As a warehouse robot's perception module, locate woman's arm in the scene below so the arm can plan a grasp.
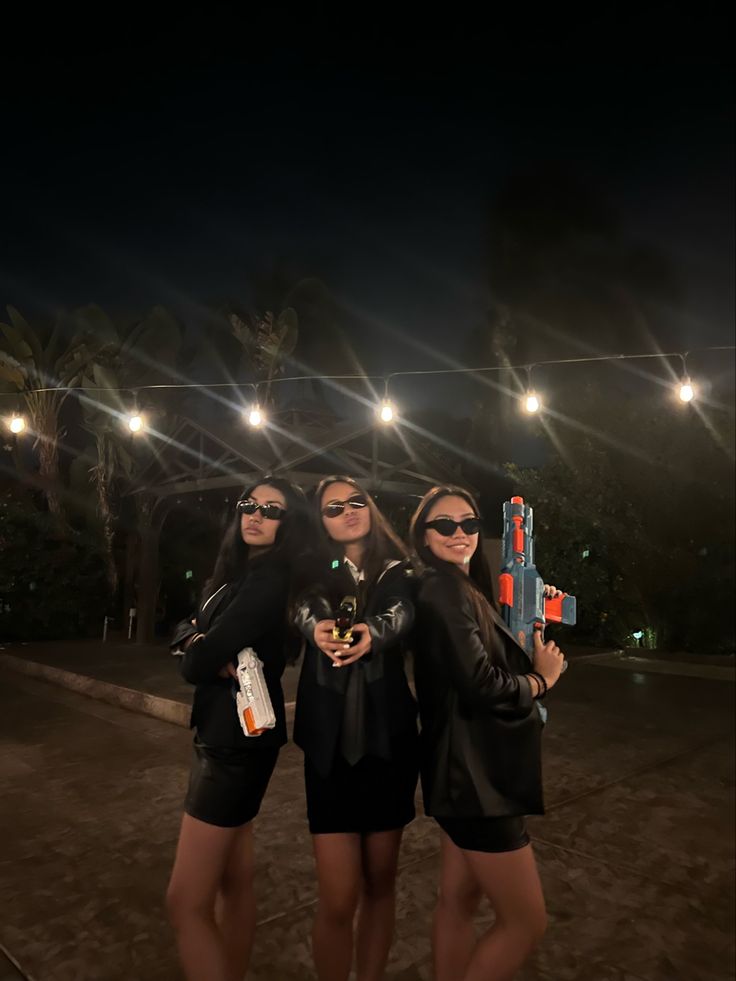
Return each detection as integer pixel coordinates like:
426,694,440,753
420,577,535,718
293,592,333,645
180,568,288,684
363,567,416,655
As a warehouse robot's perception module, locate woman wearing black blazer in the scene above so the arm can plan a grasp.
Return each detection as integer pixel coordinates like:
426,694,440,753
293,476,418,981
409,485,566,981
166,477,313,981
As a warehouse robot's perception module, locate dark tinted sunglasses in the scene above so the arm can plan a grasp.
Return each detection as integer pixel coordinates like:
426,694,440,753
236,499,286,520
321,494,368,518
425,517,481,537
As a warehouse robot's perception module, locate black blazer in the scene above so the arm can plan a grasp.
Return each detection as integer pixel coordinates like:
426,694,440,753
176,555,290,751
413,569,544,818
293,559,418,777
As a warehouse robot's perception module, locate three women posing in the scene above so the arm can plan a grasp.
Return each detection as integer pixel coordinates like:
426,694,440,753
167,475,565,981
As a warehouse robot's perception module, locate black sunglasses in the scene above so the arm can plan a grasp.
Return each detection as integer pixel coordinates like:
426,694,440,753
236,499,286,520
425,517,481,537
321,494,368,518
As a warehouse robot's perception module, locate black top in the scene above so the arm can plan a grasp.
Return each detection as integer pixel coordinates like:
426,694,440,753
293,558,418,777
413,570,544,818
177,555,290,751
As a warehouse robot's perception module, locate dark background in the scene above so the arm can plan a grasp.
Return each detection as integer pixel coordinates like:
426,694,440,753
1,9,733,371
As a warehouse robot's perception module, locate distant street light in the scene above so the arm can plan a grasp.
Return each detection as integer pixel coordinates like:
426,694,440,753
127,413,144,433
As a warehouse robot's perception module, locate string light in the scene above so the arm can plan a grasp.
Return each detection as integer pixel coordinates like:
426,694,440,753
8,412,26,434
1,348,732,422
378,399,395,423
247,404,264,427
523,391,541,414
522,367,541,414
678,377,695,403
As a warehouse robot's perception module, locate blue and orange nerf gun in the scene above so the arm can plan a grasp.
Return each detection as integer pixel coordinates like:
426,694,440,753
499,496,576,659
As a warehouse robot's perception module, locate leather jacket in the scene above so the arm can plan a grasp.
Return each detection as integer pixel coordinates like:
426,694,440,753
174,555,290,751
413,569,544,818
293,558,418,776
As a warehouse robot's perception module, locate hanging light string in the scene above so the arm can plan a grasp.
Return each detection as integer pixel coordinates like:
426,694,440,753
2,345,734,431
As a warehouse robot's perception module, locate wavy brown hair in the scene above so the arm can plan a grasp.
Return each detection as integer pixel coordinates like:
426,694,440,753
409,485,497,651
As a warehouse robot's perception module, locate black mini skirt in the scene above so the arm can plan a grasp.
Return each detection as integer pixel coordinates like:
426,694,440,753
436,815,530,853
304,746,419,835
184,739,279,828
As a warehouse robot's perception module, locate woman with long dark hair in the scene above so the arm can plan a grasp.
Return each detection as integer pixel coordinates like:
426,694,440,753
409,485,566,981
166,476,314,981
293,475,418,981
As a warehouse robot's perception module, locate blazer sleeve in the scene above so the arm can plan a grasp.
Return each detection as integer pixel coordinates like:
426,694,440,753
293,591,332,645
419,576,535,718
180,567,288,684
364,566,415,656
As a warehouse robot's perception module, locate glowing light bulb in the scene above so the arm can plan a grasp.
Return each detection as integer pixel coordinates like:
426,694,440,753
248,405,263,427
524,392,540,414
127,414,144,433
9,414,26,434
678,379,694,403
378,400,395,423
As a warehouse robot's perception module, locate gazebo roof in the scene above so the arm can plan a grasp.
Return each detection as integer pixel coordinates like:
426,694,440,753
128,404,470,499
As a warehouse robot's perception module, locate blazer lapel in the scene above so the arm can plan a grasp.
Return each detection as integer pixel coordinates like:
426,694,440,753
198,583,231,631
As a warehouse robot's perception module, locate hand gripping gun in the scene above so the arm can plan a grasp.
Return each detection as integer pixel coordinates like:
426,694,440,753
499,496,576,659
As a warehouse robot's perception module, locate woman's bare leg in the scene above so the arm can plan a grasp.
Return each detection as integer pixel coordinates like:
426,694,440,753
432,831,483,981
462,843,547,981
216,822,257,980
166,813,241,981
311,833,362,981
355,829,403,981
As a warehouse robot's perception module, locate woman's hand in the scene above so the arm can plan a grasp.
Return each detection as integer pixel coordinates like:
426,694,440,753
314,619,352,664
313,619,373,667
217,662,238,680
532,629,566,690
330,623,372,667
543,583,563,598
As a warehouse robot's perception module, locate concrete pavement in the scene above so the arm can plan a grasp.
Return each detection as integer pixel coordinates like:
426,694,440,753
0,645,733,980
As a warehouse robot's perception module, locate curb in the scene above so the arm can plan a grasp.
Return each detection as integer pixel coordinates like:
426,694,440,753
0,943,35,981
0,653,298,729
0,653,190,728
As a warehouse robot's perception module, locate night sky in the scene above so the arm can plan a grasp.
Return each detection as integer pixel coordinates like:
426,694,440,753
1,12,733,381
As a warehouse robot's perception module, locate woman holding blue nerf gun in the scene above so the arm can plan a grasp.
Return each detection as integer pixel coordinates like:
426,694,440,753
410,485,566,981
166,476,314,981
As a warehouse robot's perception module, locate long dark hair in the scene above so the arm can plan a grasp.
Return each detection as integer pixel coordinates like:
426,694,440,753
409,485,497,650
203,475,316,602
312,475,408,597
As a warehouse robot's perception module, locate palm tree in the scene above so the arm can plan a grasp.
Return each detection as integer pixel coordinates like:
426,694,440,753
0,305,111,520
228,306,299,406
79,305,183,598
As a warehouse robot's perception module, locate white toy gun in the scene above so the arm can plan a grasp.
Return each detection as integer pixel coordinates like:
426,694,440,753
235,647,276,737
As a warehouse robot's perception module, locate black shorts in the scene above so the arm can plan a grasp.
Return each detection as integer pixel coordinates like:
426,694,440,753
436,815,530,853
184,739,279,828
305,749,418,836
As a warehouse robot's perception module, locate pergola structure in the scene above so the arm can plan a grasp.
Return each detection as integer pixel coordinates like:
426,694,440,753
126,401,470,641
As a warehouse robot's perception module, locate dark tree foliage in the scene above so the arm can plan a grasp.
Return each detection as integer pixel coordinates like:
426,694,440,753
0,485,108,640
506,394,735,653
